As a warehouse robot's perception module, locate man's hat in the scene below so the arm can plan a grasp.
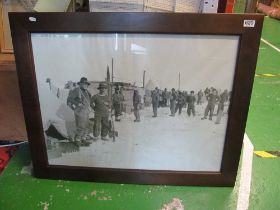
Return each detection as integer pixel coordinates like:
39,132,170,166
78,77,90,85
115,85,120,90
97,83,107,90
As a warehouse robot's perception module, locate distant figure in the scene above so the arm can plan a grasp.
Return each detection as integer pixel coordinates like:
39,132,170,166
151,87,160,117
112,86,122,122
91,83,110,140
201,89,219,120
215,90,229,124
175,91,185,115
119,87,125,113
216,89,229,115
170,88,177,117
67,77,92,142
162,88,168,107
204,87,210,97
187,91,196,117
197,90,203,105
182,91,188,108
144,94,148,107
133,90,141,122
65,80,77,91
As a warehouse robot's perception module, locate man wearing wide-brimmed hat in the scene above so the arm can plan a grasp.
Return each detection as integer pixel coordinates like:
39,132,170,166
91,83,110,140
67,77,92,142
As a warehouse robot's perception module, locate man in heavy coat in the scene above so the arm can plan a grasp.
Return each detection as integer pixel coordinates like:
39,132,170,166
175,91,185,115
197,90,203,105
216,89,229,115
187,91,196,116
112,86,123,122
201,89,219,120
133,89,141,122
162,88,168,107
67,77,92,142
151,87,160,117
170,88,177,116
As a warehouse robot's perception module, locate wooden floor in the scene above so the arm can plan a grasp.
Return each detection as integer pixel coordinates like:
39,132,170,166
0,49,27,140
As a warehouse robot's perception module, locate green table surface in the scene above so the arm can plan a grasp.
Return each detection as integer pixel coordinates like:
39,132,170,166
0,144,239,210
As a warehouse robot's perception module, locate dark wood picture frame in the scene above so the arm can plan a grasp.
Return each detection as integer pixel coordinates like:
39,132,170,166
9,12,263,186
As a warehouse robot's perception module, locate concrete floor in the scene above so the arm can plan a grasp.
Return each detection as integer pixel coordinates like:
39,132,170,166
0,7,280,210
245,17,280,210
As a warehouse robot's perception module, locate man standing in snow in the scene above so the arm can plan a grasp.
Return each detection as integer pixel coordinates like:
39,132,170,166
175,91,185,115
67,77,92,142
151,87,160,117
201,89,219,120
187,91,196,117
112,86,122,122
162,88,168,107
197,90,203,105
170,88,177,117
91,83,110,140
216,89,229,115
133,89,141,122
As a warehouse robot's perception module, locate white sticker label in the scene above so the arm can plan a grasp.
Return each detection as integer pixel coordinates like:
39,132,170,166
243,20,255,27
29,17,36,22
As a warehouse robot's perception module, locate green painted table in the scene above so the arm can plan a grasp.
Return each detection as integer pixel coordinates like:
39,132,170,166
0,144,239,210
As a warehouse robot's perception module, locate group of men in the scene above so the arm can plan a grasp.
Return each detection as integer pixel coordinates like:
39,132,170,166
66,77,230,142
201,88,229,121
137,86,229,122
67,77,123,142
145,87,200,119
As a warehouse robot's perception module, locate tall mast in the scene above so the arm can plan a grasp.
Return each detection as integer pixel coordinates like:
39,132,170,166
106,65,110,83
143,70,146,88
178,72,181,90
111,58,114,85
111,58,116,141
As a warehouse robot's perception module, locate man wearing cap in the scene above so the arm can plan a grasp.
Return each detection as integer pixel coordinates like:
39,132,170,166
187,91,196,117
151,87,160,117
112,86,122,122
175,91,185,115
91,83,110,140
67,77,92,142
201,89,219,120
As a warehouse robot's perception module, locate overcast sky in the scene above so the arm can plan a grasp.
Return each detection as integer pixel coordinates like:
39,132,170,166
31,33,239,91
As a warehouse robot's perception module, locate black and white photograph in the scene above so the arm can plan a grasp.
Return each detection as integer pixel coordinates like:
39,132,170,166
31,33,239,172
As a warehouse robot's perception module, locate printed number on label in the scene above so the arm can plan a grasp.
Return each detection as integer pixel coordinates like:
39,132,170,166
243,20,255,28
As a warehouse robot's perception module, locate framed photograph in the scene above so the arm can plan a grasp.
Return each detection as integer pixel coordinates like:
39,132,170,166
9,12,263,186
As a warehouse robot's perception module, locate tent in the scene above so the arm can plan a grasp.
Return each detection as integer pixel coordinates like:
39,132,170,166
145,79,156,91
37,82,75,140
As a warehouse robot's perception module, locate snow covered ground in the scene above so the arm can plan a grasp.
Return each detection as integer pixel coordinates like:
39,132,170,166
48,103,229,172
